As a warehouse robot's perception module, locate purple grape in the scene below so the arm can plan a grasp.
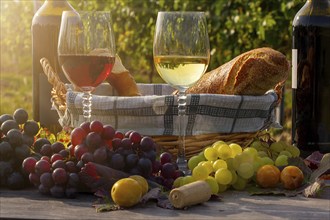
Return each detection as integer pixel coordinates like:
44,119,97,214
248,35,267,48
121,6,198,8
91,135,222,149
67,172,79,187
66,161,78,173
52,168,68,185
79,121,91,134
102,125,115,140
14,144,31,161
173,170,185,179
59,149,69,159
1,120,19,135
0,114,13,127
90,120,104,133
161,163,176,179
74,143,88,161
76,160,84,170
7,129,23,146
140,136,154,152
110,153,125,170
142,150,156,162
51,142,65,153
163,178,174,190
152,160,162,174
50,153,63,164
129,131,142,144
0,142,13,161
38,184,50,195
125,153,139,169
119,138,133,150
22,133,34,146
40,172,54,188
29,172,40,186
50,185,65,198
122,149,135,157
93,146,107,164
114,131,124,139
137,157,152,178
160,152,172,165
23,120,39,137
111,138,122,151
81,152,94,164
33,138,51,153
125,130,134,138
85,132,102,151
13,108,28,125
52,160,66,170
40,144,53,157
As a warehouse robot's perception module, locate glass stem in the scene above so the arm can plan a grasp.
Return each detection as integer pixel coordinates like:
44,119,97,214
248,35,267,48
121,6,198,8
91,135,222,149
82,90,92,122
177,90,187,172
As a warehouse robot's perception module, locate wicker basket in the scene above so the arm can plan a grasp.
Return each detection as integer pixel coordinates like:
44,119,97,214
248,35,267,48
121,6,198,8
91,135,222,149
40,58,278,158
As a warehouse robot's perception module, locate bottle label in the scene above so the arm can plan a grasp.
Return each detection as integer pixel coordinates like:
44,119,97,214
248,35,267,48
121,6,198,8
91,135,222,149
292,49,297,89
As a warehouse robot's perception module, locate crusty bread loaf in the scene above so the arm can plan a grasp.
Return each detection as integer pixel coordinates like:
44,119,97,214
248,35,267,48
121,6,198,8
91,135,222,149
186,47,289,96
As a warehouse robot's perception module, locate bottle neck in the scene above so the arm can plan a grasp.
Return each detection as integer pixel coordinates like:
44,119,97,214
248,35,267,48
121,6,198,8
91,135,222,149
35,0,74,16
308,0,330,8
32,0,75,25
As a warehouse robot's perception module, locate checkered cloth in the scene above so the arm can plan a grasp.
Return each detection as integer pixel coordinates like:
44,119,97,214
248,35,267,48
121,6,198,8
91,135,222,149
59,83,279,136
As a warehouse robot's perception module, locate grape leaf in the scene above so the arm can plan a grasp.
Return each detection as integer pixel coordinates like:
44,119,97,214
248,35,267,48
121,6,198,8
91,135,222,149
247,183,306,197
309,160,330,183
94,203,122,212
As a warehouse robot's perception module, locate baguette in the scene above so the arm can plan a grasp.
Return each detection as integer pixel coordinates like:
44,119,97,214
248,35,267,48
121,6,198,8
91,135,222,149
186,47,289,96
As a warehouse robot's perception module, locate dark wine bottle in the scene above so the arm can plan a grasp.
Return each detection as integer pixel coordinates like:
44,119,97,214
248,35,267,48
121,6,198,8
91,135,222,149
292,0,330,155
31,0,75,132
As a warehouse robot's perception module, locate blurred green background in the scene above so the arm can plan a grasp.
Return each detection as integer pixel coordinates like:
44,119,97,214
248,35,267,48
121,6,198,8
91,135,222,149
1,0,304,138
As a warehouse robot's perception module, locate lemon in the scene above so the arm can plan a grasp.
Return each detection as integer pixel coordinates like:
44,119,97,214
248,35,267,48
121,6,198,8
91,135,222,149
129,175,149,195
111,178,142,207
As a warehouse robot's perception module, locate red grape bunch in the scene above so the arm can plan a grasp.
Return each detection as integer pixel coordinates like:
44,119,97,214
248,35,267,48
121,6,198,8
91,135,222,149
22,152,80,198
23,133,81,198
70,120,183,190
70,120,158,177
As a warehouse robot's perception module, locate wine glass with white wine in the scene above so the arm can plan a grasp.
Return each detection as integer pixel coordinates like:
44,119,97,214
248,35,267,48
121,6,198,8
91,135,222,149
153,12,210,172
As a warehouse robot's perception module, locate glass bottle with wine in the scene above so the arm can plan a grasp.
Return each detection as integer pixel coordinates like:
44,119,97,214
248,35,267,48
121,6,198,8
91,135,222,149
32,0,76,132
153,12,210,172
58,11,116,121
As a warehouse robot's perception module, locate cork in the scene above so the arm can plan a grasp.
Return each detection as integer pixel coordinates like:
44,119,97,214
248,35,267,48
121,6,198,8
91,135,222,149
169,180,212,209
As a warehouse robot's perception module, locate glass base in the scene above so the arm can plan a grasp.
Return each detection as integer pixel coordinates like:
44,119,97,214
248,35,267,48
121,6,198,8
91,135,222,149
176,157,190,175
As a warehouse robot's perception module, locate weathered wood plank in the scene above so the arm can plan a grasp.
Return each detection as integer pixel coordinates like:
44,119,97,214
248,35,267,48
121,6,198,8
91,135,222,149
0,187,329,220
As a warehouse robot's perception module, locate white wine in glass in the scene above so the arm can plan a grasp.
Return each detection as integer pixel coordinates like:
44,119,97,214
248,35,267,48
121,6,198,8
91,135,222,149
153,12,210,172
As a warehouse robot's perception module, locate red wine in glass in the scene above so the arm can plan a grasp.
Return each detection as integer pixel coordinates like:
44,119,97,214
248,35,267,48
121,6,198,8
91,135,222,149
59,55,115,88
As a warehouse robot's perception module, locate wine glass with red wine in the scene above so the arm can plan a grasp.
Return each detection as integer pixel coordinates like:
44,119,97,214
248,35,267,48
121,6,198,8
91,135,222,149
58,11,116,121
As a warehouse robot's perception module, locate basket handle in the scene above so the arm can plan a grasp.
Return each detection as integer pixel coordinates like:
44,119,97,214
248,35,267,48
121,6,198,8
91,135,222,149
40,58,67,113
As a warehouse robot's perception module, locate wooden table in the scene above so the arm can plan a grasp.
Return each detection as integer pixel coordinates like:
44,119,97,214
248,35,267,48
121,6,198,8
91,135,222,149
0,187,329,220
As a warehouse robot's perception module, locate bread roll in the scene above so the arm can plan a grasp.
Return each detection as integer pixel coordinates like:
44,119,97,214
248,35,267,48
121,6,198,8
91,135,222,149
89,49,140,96
106,55,141,96
186,47,289,96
